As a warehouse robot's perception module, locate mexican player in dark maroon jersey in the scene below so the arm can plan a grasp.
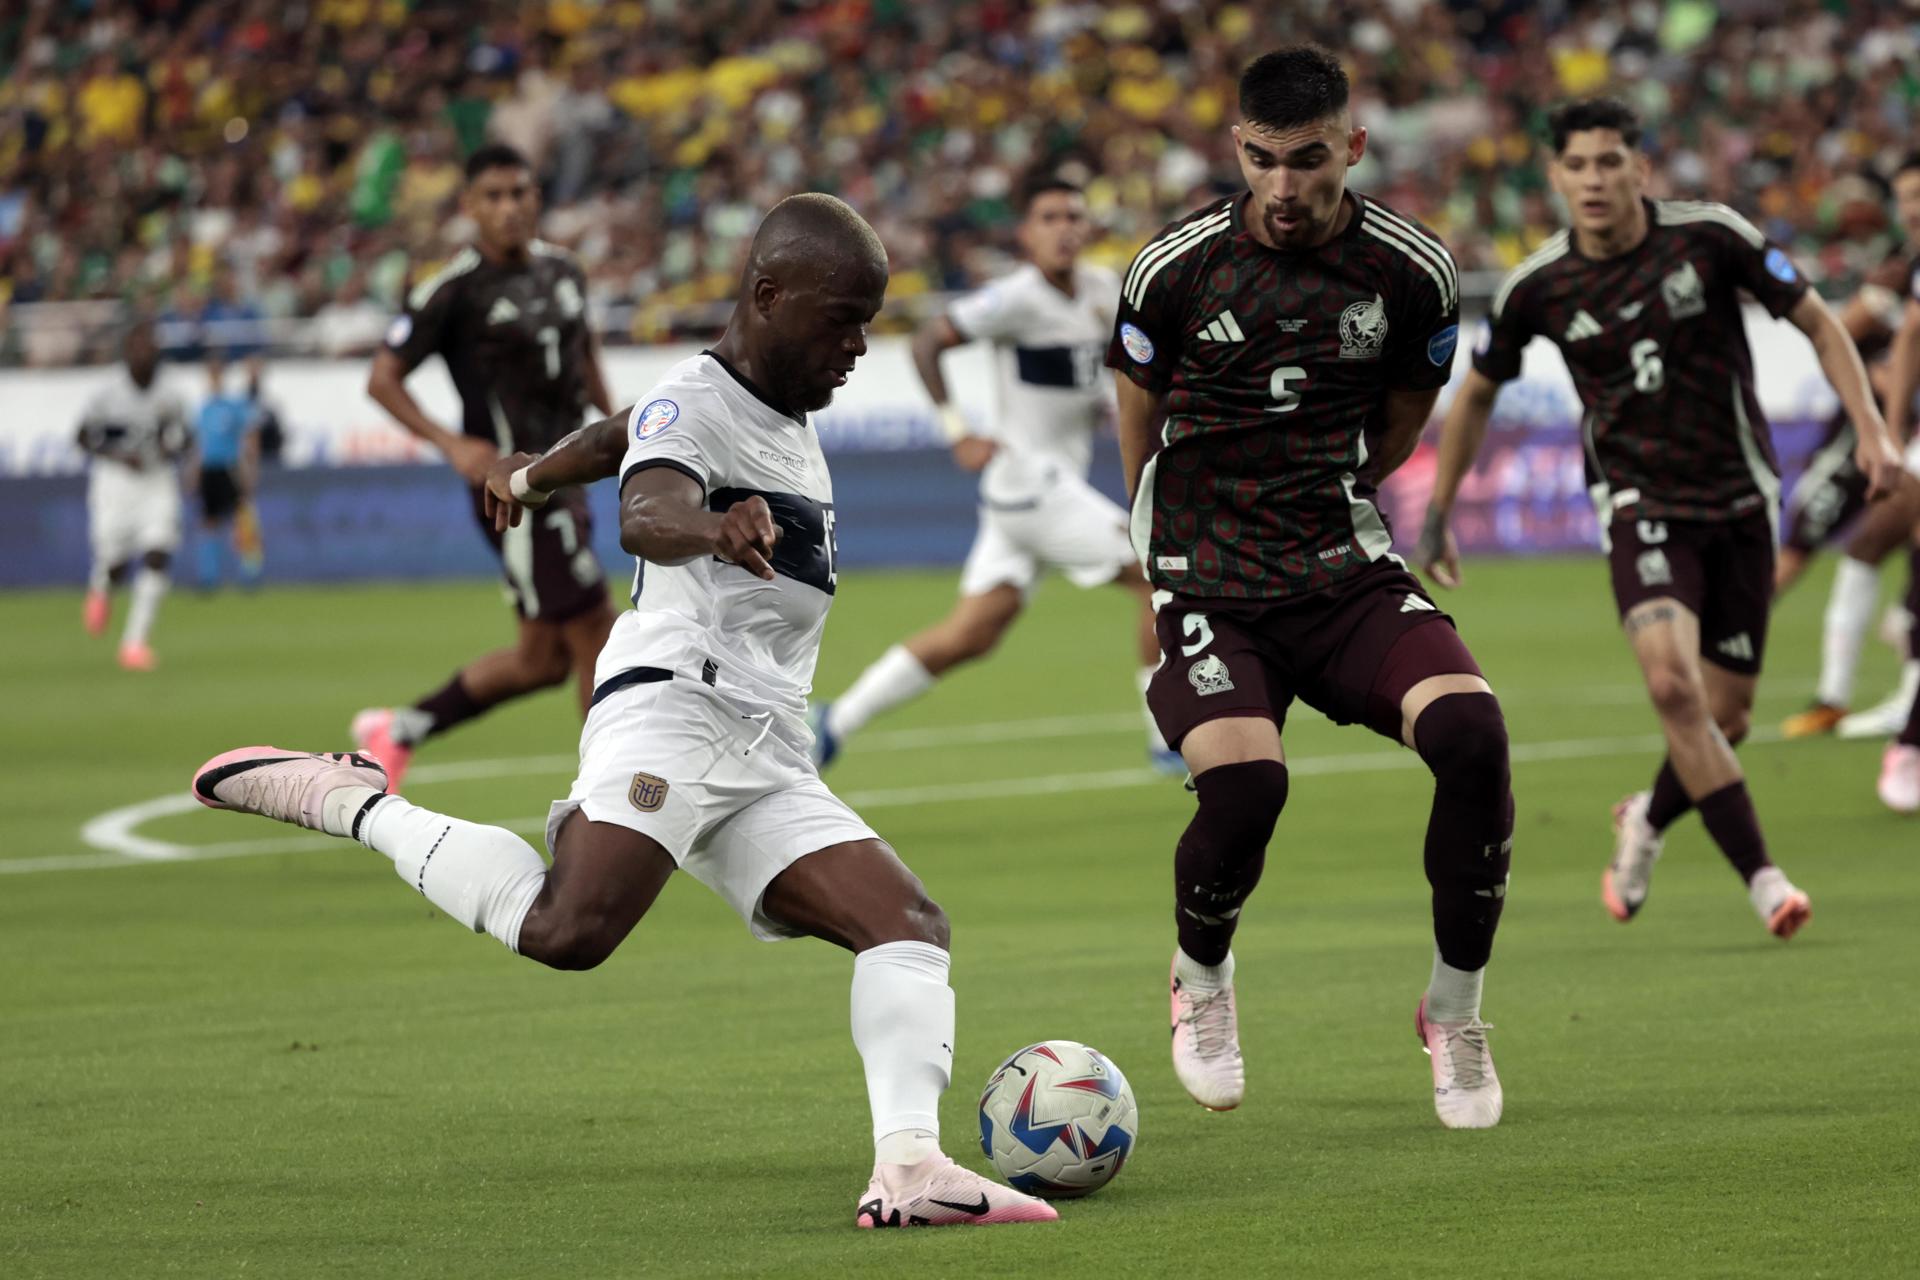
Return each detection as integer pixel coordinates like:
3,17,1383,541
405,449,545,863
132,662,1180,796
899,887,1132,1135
1109,46,1511,1130
1420,100,1901,941
356,144,619,789
1870,154,1920,812
1780,156,1920,744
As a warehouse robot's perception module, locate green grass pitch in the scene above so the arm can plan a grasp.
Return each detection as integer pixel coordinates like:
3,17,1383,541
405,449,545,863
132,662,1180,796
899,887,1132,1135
2,557,1915,1278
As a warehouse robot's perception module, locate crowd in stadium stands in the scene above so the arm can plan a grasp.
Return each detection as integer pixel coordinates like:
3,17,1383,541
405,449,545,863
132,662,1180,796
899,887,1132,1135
2,0,1917,361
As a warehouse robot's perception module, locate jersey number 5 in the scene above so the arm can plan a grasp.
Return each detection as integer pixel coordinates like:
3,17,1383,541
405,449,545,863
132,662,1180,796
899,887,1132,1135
1267,366,1307,414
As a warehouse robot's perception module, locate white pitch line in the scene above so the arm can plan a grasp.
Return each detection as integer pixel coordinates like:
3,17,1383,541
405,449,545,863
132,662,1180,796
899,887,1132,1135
19,722,1796,878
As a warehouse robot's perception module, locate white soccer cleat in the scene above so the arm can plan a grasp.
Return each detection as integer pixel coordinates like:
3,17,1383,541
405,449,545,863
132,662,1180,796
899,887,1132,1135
855,1153,1057,1228
1170,952,1245,1111
191,746,387,834
1836,663,1920,740
1747,866,1812,940
1416,997,1502,1129
1602,790,1663,922
1878,743,1920,813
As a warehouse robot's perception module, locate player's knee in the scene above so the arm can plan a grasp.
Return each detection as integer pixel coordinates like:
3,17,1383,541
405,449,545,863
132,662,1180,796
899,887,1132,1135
1190,760,1290,850
1413,693,1510,794
1644,666,1706,722
853,887,949,951
519,909,621,971
906,893,950,950
516,641,572,688
1717,704,1752,747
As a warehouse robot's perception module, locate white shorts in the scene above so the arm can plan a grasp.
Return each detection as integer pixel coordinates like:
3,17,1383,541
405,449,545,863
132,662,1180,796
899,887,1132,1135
545,676,878,941
1903,435,1920,479
88,469,181,567
958,470,1139,598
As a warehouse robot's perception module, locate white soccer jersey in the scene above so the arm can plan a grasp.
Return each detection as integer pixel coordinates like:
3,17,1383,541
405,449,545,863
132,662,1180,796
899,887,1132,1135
80,371,190,564
948,262,1120,503
594,352,838,724
79,372,190,477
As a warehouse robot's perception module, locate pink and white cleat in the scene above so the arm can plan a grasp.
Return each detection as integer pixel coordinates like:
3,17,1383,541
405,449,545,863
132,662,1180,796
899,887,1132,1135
84,590,110,636
351,708,412,793
1747,867,1812,940
855,1154,1057,1228
118,641,157,672
192,747,387,834
1876,743,1920,814
1170,952,1244,1111
1416,997,1502,1130
1603,790,1662,922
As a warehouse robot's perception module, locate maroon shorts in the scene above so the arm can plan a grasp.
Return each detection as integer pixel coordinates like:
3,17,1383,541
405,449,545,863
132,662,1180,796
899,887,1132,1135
1147,562,1485,750
1605,511,1774,675
471,485,609,623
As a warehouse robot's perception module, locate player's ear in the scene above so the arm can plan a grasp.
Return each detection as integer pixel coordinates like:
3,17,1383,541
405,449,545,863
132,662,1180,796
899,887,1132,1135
752,275,781,319
1347,124,1368,167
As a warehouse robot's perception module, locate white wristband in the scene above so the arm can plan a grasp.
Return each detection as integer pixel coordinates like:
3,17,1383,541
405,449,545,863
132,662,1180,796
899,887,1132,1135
509,465,551,507
937,404,969,444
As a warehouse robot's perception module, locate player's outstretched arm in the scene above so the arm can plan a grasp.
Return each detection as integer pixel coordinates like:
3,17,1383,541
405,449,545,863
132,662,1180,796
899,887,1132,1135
366,348,497,484
618,465,780,580
482,409,633,532
1789,291,1902,497
1113,373,1167,503
911,314,995,472
1415,368,1502,589
1882,296,1920,449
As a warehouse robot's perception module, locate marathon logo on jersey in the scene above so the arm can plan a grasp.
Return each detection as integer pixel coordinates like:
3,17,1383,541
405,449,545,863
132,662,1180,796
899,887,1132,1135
1427,323,1459,366
633,399,680,440
1764,248,1798,284
385,315,412,348
488,297,521,326
1338,294,1389,360
1120,323,1156,365
629,772,670,814
1661,261,1706,320
1636,548,1673,588
1189,654,1235,696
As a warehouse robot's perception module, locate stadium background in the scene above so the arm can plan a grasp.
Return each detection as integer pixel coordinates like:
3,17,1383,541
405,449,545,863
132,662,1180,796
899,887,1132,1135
4,1,1920,584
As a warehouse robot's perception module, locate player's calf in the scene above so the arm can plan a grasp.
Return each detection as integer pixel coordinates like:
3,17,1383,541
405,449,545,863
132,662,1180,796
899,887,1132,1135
1413,692,1513,975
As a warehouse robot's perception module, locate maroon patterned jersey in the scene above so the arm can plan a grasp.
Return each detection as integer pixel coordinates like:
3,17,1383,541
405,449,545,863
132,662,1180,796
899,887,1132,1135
1473,199,1809,524
1108,192,1460,600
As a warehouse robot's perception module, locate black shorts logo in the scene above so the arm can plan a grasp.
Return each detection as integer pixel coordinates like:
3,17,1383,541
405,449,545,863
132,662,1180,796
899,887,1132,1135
629,772,670,813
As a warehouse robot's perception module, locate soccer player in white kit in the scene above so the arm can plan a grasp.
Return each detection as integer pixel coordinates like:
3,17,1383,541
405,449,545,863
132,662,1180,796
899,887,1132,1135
77,320,191,671
811,179,1174,771
188,195,1056,1230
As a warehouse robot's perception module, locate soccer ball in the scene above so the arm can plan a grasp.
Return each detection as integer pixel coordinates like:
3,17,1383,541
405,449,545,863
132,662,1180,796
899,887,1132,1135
977,1040,1138,1198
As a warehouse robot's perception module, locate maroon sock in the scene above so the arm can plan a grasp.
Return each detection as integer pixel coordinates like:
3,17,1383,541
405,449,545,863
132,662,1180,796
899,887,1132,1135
1412,694,1513,971
1695,780,1772,883
1644,759,1692,831
1174,761,1287,966
411,672,490,744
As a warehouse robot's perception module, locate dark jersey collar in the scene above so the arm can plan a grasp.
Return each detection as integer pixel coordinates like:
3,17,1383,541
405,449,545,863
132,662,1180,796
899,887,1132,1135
1566,198,1659,264
703,349,806,425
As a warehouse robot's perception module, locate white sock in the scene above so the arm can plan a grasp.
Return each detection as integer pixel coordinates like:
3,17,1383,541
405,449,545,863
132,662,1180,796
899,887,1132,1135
88,562,111,593
1139,664,1170,753
1747,865,1791,921
355,795,547,952
828,645,935,742
1818,557,1881,706
851,940,953,1157
388,706,436,747
123,567,168,647
1425,947,1484,1023
1174,946,1234,993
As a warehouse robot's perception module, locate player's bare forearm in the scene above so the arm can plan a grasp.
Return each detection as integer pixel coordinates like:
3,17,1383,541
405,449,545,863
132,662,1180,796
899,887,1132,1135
366,351,459,451
1427,371,1500,518
1794,291,1900,492
619,466,778,579
1884,300,1920,445
1370,387,1442,482
529,411,631,491
911,316,964,408
1113,374,1167,502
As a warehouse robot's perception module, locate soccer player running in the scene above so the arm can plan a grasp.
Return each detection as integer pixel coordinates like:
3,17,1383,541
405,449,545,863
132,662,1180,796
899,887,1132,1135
813,177,1173,772
187,353,263,590
78,318,191,670
1114,47,1512,1129
190,195,1056,1230
354,143,618,790
1870,160,1920,811
1418,99,1901,936
1778,154,1920,741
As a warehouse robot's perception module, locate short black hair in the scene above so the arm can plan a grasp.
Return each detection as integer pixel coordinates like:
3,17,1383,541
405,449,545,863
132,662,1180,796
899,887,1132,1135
465,142,531,182
1548,98,1643,154
1893,152,1920,183
1239,45,1349,134
1019,176,1083,215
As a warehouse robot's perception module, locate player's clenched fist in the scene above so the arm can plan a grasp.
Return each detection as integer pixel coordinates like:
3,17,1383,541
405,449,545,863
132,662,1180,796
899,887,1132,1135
715,494,782,581
483,452,543,532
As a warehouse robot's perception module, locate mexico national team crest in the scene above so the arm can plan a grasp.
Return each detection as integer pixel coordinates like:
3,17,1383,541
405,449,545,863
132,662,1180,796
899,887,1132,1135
1661,261,1706,320
1339,294,1389,359
1189,654,1235,696
629,772,670,813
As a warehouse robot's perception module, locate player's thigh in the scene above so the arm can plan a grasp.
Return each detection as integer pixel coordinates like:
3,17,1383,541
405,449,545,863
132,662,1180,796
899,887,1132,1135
1609,515,1707,647
1022,475,1139,590
534,808,678,946
1695,514,1773,679
1149,601,1285,765
957,509,1039,598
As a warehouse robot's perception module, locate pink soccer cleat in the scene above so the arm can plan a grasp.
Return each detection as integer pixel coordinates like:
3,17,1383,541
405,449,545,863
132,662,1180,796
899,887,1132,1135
856,1153,1057,1228
1603,790,1663,922
84,589,110,636
1876,743,1920,815
1747,867,1812,941
118,641,157,671
192,746,387,834
1416,996,1502,1130
351,708,412,793
1170,952,1244,1111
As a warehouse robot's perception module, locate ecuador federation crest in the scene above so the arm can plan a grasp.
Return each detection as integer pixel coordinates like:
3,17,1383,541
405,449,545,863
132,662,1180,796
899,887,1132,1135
629,772,670,814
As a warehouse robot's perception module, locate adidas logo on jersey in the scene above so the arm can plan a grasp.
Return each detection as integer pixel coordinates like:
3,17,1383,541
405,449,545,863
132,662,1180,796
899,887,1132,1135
1198,310,1245,342
1618,301,1645,320
1563,310,1604,342
1400,594,1438,613
1716,632,1755,662
487,297,521,326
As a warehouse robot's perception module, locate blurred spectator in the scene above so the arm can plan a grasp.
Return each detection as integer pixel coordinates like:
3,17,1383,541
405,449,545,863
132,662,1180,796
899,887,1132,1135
1,0,1916,366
